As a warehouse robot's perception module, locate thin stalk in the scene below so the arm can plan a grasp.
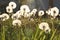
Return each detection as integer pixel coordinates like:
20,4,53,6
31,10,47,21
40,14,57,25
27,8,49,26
50,29,56,40
38,31,44,39
2,26,5,40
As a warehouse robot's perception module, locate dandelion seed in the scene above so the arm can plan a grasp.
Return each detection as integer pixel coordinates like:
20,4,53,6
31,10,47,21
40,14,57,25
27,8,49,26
39,22,51,33
16,10,23,16
15,10,24,19
11,13,18,20
31,9,37,16
24,13,30,18
30,18,34,21
12,19,21,27
50,7,59,18
6,6,13,13
31,9,37,13
19,10,24,16
38,10,44,16
46,8,51,15
20,5,30,12
2,13,9,21
45,28,51,33
9,2,17,9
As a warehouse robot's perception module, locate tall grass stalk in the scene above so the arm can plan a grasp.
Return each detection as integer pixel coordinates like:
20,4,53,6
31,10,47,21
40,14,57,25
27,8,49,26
37,31,44,39
1,26,5,40
50,29,56,40
17,28,20,40
34,25,39,38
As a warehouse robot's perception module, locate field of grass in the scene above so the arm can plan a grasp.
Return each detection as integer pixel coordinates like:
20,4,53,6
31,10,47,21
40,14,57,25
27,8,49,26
0,16,60,40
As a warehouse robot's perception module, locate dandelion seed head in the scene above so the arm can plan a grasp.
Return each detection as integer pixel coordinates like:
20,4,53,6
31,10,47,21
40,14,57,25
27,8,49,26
9,2,17,9
38,10,44,16
46,9,51,15
2,13,9,20
11,13,18,20
50,7,59,18
12,19,21,26
39,22,51,33
20,5,30,12
6,6,13,13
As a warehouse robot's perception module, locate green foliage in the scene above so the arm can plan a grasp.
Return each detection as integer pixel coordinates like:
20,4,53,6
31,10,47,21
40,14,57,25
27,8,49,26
0,18,60,40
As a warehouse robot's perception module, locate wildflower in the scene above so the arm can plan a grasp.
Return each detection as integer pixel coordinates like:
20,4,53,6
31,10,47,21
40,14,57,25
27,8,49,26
11,13,18,20
15,10,24,19
46,8,51,15
39,22,51,33
2,13,9,21
30,18,34,21
31,9,37,16
20,5,30,12
38,10,44,16
24,13,30,18
16,10,23,16
9,2,17,9
50,7,59,18
0,13,9,21
6,6,13,13
12,19,21,26
31,9,37,13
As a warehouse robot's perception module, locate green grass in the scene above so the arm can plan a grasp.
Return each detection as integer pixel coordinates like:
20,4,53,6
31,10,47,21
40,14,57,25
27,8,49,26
0,17,60,40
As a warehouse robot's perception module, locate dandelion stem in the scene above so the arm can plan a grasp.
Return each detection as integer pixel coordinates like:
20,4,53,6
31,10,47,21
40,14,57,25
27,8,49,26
17,28,20,40
22,37,26,40
18,31,20,40
34,26,39,38
50,29,56,40
42,35,46,40
38,31,44,39
2,26,5,40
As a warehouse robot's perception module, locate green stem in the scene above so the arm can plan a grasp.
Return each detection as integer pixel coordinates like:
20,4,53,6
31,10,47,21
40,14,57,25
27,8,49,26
22,37,26,40
50,29,56,40
2,26,5,40
38,31,44,39
42,35,46,40
17,28,20,40
18,31,20,40
34,26,39,38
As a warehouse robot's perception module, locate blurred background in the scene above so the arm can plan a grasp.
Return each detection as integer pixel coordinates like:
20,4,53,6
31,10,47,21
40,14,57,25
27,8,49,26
0,0,60,13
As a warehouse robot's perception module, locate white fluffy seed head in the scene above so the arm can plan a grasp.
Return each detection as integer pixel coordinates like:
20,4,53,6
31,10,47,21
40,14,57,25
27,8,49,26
38,10,44,16
30,9,37,16
46,8,51,15
32,9,37,13
9,2,17,9
12,19,21,26
11,13,18,20
50,7,59,18
31,9,37,14
2,13,9,20
24,13,30,18
39,22,51,33
6,6,13,13
20,5,30,12
0,13,9,21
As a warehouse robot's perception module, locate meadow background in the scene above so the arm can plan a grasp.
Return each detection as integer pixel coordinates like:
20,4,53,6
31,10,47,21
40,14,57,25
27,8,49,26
0,0,60,40
0,16,60,40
